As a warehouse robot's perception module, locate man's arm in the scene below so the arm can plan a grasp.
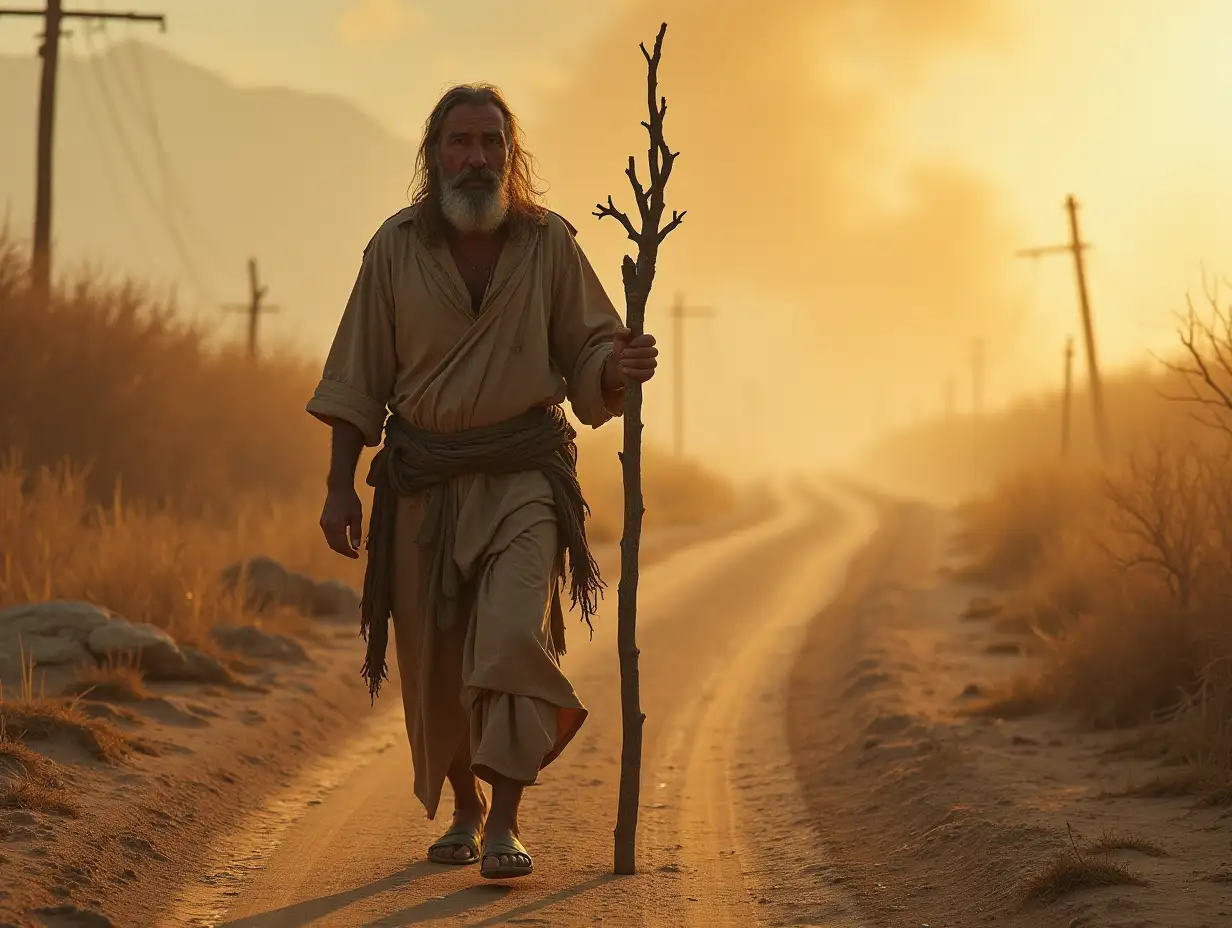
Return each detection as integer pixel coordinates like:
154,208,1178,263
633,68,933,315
319,420,367,558
309,226,398,557
547,216,627,427
327,420,366,491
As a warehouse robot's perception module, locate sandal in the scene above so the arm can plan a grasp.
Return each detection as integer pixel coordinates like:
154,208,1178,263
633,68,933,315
480,834,534,880
427,823,483,865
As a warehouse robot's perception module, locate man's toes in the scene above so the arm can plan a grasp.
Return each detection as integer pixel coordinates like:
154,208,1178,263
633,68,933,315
454,845,473,861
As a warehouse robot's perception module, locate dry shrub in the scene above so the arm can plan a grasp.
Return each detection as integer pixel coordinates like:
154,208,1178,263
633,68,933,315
0,233,325,516
962,438,1232,764
956,465,1099,587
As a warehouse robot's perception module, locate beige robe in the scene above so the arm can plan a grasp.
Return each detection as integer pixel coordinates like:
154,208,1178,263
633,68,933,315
306,203,624,819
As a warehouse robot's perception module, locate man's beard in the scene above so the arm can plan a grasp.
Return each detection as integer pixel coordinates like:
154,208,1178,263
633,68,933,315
437,164,510,235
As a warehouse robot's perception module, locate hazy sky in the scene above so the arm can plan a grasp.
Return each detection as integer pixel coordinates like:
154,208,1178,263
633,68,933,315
1,0,1228,470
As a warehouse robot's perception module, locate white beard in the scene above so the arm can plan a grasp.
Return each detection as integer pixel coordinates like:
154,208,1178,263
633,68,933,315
438,166,510,234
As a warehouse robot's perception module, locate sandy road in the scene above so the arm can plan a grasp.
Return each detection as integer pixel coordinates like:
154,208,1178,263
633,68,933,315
157,486,874,928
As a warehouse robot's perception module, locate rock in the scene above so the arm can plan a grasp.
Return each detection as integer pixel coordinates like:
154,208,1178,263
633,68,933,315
210,624,308,664
0,602,115,687
222,557,315,611
86,621,188,679
0,601,117,639
33,903,115,927
7,633,92,668
308,578,361,619
221,557,359,621
160,646,233,684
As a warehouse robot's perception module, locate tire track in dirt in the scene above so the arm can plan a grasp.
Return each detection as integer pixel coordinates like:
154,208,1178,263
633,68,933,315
157,484,875,927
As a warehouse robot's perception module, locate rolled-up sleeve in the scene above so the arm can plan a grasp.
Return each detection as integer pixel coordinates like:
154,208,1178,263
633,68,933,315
548,218,625,429
306,230,396,446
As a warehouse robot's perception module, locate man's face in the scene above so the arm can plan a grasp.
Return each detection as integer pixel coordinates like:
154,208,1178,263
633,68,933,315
435,101,511,234
438,102,508,181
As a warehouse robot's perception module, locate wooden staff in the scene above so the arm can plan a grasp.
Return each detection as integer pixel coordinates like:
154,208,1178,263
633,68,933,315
593,20,686,876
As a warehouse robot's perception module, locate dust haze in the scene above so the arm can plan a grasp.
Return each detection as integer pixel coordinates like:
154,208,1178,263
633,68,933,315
528,0,1016,469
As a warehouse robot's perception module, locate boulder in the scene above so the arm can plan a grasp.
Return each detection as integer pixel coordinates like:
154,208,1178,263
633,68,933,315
0,600,118,639
86,620,189,679
308,578,362,619
0,601,117,687
9,632,93,668
210,624,308,664
222,557,319,612
221,557,362,622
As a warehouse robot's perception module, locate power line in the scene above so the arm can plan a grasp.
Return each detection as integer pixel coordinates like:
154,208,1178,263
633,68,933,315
64,28,154,271
0,0,167,302
96,17,230,276
79,19,218,304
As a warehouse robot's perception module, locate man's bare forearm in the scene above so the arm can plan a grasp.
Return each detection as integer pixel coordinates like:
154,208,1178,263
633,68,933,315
327,420,366,491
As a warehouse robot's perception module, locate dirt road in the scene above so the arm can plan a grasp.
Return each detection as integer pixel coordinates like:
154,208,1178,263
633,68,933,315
155,486,875,928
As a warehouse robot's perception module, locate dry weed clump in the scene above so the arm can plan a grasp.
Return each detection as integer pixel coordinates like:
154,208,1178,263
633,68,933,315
0,653,139,763
65,656,150,704
0,734,76,816
1022,825,1147,904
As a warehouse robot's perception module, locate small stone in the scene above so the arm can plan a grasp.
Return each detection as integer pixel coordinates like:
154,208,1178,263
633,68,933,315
211,625,308,664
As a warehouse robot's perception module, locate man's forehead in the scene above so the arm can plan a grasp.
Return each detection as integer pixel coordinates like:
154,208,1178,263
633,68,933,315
441,102,506,134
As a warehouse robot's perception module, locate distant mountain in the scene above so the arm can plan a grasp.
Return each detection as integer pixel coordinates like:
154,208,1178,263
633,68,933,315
0,41,416,355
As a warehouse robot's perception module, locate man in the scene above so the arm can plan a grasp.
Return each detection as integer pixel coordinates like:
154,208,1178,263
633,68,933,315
306,83,658,880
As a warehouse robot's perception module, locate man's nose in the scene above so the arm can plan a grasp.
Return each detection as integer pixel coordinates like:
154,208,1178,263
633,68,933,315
463,141,487,167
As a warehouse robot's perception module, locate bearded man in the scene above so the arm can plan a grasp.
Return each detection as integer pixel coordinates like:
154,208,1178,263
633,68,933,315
306,84,658,880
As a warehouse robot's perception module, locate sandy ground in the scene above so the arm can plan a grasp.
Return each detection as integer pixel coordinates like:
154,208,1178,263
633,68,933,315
134,484,876,928
787,498,1232,928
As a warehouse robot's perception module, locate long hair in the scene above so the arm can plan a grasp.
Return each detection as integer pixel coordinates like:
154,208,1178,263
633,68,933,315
409,84,547,242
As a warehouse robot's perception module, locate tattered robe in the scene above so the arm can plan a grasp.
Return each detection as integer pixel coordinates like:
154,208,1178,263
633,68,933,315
306,204,623,819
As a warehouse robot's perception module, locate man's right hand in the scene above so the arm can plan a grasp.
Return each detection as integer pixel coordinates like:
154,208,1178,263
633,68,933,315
320,486,364,559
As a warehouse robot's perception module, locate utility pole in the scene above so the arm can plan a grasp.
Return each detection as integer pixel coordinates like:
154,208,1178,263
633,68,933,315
0,3,167,304
1017,194,1109,460
1061,337,1074,457
223,258,279,359
668,294,714,458
971,339,985,418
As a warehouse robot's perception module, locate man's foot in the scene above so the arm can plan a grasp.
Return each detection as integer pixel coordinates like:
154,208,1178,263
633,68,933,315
480,831,534,880
427,792,488,865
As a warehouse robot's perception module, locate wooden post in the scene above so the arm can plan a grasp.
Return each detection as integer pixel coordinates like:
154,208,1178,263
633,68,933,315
1062,336,1074,456
223,257,279,358
593,22,685,877
0,2,167,302
669,294,714,458
1017,195,1108,460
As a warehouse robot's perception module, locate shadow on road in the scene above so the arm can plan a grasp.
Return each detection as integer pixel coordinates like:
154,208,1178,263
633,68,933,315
215,861,442,927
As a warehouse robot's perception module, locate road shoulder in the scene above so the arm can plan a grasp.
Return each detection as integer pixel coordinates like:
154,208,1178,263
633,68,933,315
787,499,1232,928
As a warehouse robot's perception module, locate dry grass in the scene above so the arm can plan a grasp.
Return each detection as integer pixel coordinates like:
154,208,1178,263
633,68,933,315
1085,831,1168,857
64,657,150,703
0,731,76,815
1023,826,1148,904
0,648,140,763
0,233,738,665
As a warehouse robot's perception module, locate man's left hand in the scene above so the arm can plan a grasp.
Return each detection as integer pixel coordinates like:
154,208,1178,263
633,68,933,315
607,327,658,388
